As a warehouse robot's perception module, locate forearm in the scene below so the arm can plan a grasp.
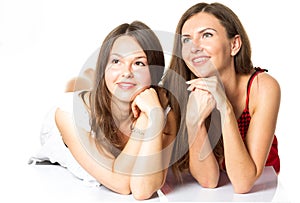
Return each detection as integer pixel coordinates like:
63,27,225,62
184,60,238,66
55,109,132,194
221,104,258,193
188,122,220,188
130,110,165,200
130,152,164,200
113,137,143,175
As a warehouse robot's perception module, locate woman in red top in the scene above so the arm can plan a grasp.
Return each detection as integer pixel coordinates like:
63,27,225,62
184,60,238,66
163,2,280,193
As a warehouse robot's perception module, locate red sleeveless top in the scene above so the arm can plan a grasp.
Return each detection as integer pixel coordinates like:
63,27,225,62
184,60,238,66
237,67,280,173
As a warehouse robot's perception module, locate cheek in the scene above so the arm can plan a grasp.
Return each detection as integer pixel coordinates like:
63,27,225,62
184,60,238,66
104,68,119,92
135,68,151,86
181,45,190,62
212,45,230,66
105,65,122,80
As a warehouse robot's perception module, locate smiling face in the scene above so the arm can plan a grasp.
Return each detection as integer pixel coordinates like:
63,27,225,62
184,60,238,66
181,12,233,78
105,35,151,102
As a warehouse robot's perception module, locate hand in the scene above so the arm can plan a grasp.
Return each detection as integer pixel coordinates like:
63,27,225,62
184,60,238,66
186,88,216,127
131,88,164,140
186,76,227,112
131,88,163,119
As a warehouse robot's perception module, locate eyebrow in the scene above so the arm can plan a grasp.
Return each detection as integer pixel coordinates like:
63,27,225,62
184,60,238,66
110,53,147,60
182,27,217,37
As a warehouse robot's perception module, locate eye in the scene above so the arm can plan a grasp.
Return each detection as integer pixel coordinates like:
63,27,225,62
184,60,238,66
135,61,146,66
181,37,191,44
111,59,120,64
202,32,213,39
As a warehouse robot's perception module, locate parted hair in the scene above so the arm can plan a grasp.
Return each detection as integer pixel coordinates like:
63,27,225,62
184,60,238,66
81,21,165,154
163,2,254,178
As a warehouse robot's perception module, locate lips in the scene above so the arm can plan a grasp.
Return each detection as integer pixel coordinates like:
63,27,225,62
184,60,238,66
192,56,210,64
116,82,136,89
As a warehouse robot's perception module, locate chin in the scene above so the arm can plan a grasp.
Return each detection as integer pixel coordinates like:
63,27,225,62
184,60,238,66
119,93,135,102
195,71,215,78
111,92,133,103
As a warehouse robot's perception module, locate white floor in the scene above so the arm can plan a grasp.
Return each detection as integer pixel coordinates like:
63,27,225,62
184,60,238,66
3,162,289,203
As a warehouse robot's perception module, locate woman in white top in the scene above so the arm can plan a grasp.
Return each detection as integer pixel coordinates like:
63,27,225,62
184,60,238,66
40,21,177,200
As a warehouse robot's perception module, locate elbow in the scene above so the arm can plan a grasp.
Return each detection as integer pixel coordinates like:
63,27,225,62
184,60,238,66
191,170,219,189
131,178,164,200
117,187,131,196
233,183,253,194
231,174,259,194
107,179,131,195
131,183,159,200
231,169,262,194
132,190,156,201
197,178,218,189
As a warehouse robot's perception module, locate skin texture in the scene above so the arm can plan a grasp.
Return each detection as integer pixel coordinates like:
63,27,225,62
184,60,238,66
183,12,280,193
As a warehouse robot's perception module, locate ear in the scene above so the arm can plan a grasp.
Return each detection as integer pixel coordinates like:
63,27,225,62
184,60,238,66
230,35,242,56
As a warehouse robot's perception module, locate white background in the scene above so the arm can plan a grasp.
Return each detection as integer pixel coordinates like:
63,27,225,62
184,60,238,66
0,0,299,202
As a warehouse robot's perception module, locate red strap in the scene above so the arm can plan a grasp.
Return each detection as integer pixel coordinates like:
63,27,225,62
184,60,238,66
245,67,268,109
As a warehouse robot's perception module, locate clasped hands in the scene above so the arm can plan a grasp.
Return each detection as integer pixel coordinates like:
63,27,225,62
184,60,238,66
186,76,227,128
130,88,165,140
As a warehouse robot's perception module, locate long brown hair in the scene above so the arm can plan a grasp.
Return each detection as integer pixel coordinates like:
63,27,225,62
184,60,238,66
163,2,254,177
81,21,165,155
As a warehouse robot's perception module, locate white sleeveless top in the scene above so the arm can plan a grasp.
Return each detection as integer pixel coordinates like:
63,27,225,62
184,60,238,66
29,91,171,186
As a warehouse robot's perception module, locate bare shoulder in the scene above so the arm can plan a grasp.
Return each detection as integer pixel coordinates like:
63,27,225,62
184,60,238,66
253,72,281,96
250,72,281,113
55,107,74,144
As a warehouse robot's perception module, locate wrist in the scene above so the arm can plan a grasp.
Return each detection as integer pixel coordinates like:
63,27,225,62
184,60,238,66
217,99,234,127
131,107,164,141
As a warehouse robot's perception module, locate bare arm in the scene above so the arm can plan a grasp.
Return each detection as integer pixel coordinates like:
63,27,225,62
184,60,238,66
222,74,281,193
186,90,220,188
56,88,176,199
129,88,175,200
129,110,165,200
186,74,280,193
188,123,220,188
56,108,164,198
55,109,132,194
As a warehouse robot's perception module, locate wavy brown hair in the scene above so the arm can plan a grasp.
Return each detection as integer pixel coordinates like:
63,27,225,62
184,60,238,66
80,21,165,155
163,2,254,178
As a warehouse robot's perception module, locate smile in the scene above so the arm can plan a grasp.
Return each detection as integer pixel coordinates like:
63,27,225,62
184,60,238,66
117,82,136,89
192,56,210,64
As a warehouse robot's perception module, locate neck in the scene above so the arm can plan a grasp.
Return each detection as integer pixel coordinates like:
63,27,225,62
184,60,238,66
218,67,239,103
218,66,249,119
111,96,133,126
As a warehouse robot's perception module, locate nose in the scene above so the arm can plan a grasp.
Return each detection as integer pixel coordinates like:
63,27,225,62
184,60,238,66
121,63,134,78
190,39,203,53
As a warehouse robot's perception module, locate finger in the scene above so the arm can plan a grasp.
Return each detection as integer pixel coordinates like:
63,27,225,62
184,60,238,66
149,87,157,95
186,76,218,85
187,85,195,91
193,88,208,93
130,86,149,101
186,77,212,84
131,101,137,118
186,78,202,84
188,83,211,92
187,80,211,90
131,97,140,118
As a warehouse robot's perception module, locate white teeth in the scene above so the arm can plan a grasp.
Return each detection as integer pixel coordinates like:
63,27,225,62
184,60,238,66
193,57,208,63
118,83,135,87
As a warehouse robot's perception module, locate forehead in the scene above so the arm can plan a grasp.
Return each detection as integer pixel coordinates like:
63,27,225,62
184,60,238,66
111,35,145,56
182,12,224,34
